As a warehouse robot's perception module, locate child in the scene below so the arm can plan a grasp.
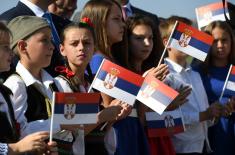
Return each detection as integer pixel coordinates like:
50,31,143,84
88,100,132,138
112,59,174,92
54,18,122,154
0,22,57,155
81,0,149,154
194,21,235,155
159,16,223,155
126,14,176,155
4,16,59,138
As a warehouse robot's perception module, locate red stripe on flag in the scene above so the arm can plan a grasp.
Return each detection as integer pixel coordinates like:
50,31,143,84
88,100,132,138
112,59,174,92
55,92,100,104
147,126,184,137
101,59,144,86
231,66,235,75
144,75,178,100
197,2,226,15
176,21,214,45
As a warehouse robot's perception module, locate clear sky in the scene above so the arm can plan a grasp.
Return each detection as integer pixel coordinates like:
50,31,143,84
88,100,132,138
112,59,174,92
0,0,234,20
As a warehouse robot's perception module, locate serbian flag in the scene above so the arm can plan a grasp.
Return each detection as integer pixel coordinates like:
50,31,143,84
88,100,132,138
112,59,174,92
136,75,179,115
195,1,230,30
168,21,214,61
90,59,144,105
224,65,235,95
52,92,100,125
145,110,185,137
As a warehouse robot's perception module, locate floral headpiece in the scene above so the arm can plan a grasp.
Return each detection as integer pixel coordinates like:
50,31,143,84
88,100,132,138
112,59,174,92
80,17,93,27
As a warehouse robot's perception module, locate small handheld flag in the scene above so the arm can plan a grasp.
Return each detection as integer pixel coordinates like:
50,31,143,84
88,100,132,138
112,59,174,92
89,59,144,106
168,21,214,62
145,109,185,137
220,65,235,100
51,92,100,125
195,1,230,30
136,75,179,115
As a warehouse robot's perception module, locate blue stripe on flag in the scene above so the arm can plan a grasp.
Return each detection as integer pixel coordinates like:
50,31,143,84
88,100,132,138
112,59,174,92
228,74,235,82
55,104,98,114
147,118,182,128
212,8,229,16
224,89,235,96
172,30,210,53
97,70,140,95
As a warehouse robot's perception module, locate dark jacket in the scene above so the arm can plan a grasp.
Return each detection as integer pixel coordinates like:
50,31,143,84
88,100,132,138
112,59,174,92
0,1,35,23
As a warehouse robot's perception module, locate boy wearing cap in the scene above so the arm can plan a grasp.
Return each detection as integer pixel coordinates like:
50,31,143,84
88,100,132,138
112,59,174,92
4,16,58,138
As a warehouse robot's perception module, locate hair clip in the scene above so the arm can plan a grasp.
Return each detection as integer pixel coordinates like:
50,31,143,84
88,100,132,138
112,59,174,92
80,17,93,27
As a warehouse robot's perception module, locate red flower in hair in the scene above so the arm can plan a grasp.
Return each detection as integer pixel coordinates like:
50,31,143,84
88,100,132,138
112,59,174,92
80,17,93,27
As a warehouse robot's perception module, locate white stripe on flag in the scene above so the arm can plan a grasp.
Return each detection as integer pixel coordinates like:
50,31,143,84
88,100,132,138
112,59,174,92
198,13,230,28
137,90,167,115
169,38,208,61
145,111,180,121
226,80,235,91
93,78,136,105
54,114,97,124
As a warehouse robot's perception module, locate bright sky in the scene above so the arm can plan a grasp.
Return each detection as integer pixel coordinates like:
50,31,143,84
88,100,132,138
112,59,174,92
0,0,234,20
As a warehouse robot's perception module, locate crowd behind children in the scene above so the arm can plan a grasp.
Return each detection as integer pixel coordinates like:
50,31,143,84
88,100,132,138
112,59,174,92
0,0,235,155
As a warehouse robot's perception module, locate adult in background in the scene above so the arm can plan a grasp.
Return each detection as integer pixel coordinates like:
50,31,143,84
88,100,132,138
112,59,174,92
0,0,55,23
118,0,159,26
48,0,77,19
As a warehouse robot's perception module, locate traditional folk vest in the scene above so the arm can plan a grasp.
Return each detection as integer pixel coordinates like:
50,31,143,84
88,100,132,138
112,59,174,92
25,83,58,122
13,73,58,122
0,84,19,143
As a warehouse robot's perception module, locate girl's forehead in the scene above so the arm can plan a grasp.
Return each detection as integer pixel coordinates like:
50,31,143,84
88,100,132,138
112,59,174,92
66,27,92,35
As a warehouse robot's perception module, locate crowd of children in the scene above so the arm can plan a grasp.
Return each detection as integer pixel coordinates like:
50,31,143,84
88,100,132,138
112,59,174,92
0,0,235,155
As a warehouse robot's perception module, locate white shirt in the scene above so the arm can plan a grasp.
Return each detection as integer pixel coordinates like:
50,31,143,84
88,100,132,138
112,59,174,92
4,62,59,137
20,0,45,17
54,76,90,93
164,58,211,153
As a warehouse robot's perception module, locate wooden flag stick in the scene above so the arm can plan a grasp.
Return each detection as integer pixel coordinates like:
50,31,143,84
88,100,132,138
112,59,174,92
49,92,56,142
87,58,105,93
157,21,178,67
219,64,233,101
212,64,233,123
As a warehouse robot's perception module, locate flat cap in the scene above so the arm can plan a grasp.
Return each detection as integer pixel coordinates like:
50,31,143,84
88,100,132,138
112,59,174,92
7,16,50,50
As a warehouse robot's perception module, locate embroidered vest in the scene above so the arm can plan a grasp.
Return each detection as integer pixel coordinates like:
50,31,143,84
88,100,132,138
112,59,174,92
12,73,58,122
25,83,58,122
0,84,19,143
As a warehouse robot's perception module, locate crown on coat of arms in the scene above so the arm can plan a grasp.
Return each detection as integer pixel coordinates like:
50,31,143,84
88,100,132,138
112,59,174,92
65,96,76,104
110,68,120,76
183,28,193,36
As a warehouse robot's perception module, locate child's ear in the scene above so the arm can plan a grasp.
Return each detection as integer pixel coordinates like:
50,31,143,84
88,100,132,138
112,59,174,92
17,40,27,53
162,38,168,46
59,44,66,57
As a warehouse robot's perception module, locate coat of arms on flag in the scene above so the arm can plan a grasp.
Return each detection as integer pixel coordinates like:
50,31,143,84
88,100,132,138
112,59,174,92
51,92,100,125
145,109,185,137
103,67,120,89
195,2,230,30
168,21,214,62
